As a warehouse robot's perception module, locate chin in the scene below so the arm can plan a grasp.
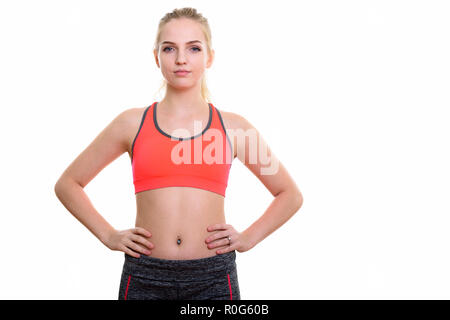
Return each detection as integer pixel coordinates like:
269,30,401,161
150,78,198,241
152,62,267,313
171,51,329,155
169,83,197,90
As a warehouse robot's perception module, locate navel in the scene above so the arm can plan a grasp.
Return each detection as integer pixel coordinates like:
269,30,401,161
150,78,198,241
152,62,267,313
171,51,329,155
177,236,182,245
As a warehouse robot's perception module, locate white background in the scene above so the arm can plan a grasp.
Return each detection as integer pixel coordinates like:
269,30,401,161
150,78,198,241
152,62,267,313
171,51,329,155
0,0,449,299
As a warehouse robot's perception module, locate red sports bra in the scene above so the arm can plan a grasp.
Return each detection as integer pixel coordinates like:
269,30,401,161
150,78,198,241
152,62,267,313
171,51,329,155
131,102,233,197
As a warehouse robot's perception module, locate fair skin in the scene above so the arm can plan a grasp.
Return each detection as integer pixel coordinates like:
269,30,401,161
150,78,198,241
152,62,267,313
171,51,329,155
54,18,303,260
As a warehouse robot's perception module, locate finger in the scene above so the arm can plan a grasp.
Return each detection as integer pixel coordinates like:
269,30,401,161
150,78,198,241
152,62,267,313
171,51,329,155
133,227,152,238
207,223,229,232
217,243,235,255
126,239,151,255
121,245,141,258
130,234,154,250
205,230,230,243
207,237,230,249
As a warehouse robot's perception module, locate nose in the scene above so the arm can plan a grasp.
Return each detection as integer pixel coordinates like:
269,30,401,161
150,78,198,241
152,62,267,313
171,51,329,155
175,51,187,64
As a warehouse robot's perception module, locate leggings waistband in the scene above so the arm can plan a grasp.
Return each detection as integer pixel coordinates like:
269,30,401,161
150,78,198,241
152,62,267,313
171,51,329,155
122,251,237,282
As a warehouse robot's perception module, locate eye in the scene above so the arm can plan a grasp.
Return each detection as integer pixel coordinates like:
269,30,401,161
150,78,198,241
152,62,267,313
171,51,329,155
162,46,201,53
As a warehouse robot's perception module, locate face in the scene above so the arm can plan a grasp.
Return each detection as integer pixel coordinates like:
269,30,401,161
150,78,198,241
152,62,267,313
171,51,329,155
154,18,214,89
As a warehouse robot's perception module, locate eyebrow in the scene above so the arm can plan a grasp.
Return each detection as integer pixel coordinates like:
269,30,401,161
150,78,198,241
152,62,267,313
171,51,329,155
160,40,202,45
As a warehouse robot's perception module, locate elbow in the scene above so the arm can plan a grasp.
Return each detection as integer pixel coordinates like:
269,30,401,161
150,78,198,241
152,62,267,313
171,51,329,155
279,188,303,211
298,192,303,207
54,177,72,196
277,188,303,211
54,180,64,197
295,192,303,211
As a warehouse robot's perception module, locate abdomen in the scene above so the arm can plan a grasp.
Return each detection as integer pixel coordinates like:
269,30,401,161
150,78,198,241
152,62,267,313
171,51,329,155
135,187,226,260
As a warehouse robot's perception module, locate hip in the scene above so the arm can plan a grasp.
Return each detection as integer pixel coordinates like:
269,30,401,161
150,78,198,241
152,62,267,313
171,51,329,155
118,250,240,300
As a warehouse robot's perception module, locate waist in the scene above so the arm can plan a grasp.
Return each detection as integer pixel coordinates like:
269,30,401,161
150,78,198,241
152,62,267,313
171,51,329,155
122,250,237,282
135,207,226,260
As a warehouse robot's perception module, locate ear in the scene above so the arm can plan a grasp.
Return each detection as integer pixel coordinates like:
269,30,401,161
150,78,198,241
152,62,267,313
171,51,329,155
154,49,160,68
206,49,215,68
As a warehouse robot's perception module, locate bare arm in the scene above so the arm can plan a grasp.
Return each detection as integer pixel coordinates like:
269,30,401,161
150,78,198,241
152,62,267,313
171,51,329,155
54,108,153,257
206,113,303,253
54,176,116,244
234,114,303,249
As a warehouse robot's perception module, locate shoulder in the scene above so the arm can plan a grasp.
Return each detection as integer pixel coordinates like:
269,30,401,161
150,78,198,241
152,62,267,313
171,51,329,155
114,106,154,137
117,106,149,125
214,107,256,160
215,107,253,131
115,106,150,156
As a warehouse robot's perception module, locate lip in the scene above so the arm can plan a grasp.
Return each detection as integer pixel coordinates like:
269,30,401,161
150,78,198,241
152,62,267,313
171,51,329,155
174,71,191,76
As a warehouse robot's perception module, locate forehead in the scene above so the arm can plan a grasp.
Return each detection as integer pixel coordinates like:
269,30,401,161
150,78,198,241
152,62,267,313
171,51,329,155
160,18,205,43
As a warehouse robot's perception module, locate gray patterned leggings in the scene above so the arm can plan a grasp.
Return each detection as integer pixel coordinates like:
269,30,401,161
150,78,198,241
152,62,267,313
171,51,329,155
118,250,240,300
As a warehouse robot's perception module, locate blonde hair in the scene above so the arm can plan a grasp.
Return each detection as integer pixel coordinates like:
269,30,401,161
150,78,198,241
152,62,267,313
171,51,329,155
154,7,213,103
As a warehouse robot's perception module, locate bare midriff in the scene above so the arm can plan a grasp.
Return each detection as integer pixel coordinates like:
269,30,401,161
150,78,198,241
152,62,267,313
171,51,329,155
135,186,227,260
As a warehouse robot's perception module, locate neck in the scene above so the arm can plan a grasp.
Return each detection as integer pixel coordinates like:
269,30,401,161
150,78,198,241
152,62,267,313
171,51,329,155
159,83,208,117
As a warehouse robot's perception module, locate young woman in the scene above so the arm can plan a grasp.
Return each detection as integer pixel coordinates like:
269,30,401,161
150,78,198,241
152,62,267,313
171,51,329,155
54,7,303,300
